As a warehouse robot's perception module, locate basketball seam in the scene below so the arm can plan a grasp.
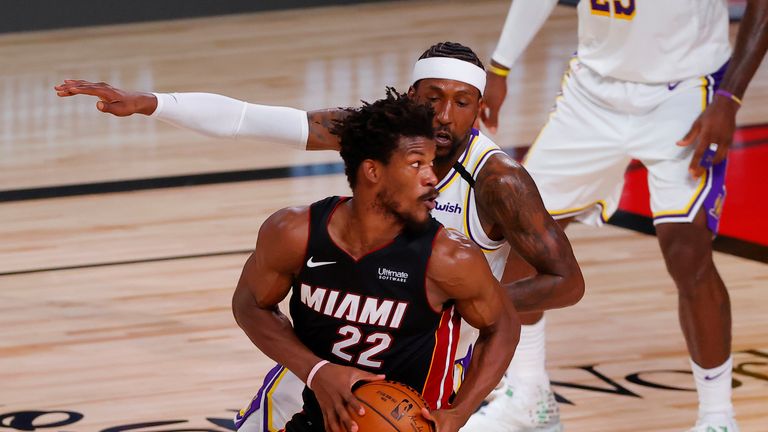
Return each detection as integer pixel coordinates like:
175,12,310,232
357,399,400,432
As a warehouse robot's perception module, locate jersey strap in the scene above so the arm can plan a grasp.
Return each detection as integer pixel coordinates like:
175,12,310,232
452,161,476,188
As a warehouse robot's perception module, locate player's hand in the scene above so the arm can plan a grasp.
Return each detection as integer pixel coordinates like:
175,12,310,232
311,363,385,432
54,79,158,117
676,94,739,179
421,407,464,432
480,68,509,134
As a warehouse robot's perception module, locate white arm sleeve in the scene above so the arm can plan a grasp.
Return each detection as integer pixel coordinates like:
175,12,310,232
491,0,559,68
150,92,309,149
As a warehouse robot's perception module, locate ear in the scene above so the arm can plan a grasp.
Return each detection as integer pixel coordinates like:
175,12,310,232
361,159,382,184
407,85,417,98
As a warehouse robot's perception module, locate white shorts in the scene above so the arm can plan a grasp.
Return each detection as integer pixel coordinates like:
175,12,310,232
524,58,727,232
234,343,475,432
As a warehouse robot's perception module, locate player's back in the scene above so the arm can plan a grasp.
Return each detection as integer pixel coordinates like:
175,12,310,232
577,0,731,83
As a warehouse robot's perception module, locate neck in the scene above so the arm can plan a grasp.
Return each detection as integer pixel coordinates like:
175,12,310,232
329,196,403,259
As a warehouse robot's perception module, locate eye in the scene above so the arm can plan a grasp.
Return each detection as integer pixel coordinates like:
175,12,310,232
456,100,469,107
411,161,420,168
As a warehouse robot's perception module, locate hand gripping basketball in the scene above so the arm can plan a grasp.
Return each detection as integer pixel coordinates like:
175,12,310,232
350,381,436,432
310,362,385,432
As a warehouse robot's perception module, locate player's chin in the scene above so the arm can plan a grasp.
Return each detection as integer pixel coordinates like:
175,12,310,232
403,211,431,233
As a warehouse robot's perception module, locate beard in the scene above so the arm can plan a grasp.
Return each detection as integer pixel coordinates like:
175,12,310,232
434,127,471,165
375,189,434,234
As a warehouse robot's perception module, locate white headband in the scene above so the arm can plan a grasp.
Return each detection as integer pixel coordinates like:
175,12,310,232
411,57,486,94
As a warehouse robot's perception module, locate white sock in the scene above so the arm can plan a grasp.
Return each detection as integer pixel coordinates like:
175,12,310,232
506,316,549,389
690,356,734,420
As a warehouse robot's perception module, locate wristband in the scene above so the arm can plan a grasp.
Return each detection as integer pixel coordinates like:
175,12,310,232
487,64,511,77
306,360,330,390
715,89,742,107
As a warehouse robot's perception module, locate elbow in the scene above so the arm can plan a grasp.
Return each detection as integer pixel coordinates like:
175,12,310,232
231,286,250,329
564,266,585,306
555,263,585,308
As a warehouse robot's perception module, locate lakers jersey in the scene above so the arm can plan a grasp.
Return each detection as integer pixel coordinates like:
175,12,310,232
577,0,731,83
290,196,461,416
431,129,512,281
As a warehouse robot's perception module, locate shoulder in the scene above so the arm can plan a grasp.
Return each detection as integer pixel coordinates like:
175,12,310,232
255,205,311,272
428,228,490,284
474,152,540,204
260,205,310,240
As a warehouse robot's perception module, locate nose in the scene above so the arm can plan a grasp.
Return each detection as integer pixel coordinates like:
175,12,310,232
434,101,452,125
424,166,438,187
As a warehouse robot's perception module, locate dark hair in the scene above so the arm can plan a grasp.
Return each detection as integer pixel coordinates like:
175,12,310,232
418,41,484,70
332,87,434,188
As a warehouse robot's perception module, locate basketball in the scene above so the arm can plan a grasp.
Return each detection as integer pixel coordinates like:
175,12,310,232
351,381,436,432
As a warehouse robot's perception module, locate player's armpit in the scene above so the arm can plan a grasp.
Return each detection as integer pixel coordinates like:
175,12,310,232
474,154,584,312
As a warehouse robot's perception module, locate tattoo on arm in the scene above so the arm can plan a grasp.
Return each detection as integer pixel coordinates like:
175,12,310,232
306,109,348,151
475,156,583,311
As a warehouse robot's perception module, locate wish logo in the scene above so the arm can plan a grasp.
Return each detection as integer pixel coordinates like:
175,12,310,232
434,201,462,214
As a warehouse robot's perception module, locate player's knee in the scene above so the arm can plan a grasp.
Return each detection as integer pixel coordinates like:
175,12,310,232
658,233,715,293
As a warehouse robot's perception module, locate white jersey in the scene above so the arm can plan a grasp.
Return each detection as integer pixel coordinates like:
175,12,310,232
431,129,511,280
577,0,731,83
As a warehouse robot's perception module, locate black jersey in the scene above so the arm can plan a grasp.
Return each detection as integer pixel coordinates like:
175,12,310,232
289,196,461,412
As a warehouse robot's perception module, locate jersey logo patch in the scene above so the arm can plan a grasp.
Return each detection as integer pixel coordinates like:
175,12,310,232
307,256,337,268
434,201,463,214
378,267,409,283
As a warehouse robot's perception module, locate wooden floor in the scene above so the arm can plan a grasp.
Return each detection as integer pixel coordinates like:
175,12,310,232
1,1,766,430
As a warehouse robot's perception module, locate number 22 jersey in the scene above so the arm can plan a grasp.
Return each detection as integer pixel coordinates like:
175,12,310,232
289,196,461,411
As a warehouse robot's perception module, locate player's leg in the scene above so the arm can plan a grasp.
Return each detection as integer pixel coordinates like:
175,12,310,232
634,65,736,431
463,60,630,432
236,364,305,432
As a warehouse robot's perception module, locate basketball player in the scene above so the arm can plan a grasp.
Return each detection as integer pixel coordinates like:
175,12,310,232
472,1,768,431
231,90,518,432
55,42,584,431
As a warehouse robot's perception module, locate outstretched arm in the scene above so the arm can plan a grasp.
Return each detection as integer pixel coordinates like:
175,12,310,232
54,79,345,150
232,207,380,432
425,229,519,432
678,0,768,178
475,154,584,312
481,0,559,131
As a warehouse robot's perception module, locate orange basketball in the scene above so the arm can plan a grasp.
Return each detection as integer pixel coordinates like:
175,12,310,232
351,381,436,432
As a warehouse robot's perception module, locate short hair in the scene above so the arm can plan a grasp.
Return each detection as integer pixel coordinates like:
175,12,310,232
332,88,434,189
418,41,485,70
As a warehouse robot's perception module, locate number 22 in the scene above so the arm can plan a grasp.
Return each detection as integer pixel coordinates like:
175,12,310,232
331,325,393,368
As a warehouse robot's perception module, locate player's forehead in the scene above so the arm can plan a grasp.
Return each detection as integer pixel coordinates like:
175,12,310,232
395,135,435,157
414,78,481,99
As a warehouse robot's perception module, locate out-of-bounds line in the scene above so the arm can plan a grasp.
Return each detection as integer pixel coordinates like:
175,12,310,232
0,249,253,277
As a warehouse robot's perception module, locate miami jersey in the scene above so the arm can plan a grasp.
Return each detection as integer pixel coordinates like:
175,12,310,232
431,129,511,281
577,0,731,83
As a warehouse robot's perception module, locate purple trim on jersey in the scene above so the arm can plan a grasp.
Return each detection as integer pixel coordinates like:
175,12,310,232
464,148,511,249
653,161,726,234
233,363,285,430
653,61,729,234
436,129,479,191
456,343,473,376
703,161,727,233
